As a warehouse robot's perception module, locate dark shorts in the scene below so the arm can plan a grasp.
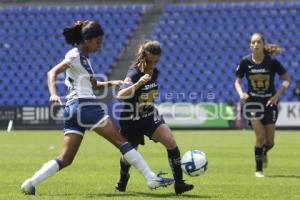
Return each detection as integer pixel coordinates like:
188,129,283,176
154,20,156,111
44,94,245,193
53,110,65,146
119,111,165,147
64,98,109,136
243,97,278,125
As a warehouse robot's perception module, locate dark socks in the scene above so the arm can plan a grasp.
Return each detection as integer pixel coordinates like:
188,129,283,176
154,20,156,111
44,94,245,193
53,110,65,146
263,144,273,156
254,146,264,172
116,157,131,192
120,158,131,176
167,146,183,182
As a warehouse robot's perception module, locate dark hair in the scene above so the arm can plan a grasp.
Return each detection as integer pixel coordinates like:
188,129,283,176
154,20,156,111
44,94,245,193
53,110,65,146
63,20,104,45
250,33,281,56
142,40,162,55
133,40,162,72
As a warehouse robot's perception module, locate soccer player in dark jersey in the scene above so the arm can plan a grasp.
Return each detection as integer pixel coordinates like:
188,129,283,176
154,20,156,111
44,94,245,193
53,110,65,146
235,33,291,178
114,40,194,194
20,21,173,195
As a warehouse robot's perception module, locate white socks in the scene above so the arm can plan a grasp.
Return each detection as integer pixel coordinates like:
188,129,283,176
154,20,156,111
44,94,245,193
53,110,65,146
30,160,60,186
123,148,156,181
28,143,156,187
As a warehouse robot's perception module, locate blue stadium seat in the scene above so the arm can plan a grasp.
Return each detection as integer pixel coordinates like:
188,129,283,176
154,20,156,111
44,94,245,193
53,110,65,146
151,2,300,103
0,5,143,106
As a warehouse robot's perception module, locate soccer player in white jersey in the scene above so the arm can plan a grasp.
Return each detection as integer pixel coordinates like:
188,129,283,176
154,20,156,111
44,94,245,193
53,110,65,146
21,20,173,195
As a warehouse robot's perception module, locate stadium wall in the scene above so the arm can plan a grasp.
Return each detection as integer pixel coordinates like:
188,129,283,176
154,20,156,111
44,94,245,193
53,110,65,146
1,102,300,130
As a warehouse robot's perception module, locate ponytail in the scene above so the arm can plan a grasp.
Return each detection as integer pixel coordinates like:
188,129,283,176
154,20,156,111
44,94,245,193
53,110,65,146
250,33,282,56
63,21,86,45
62,20,103,45
264,44,281,56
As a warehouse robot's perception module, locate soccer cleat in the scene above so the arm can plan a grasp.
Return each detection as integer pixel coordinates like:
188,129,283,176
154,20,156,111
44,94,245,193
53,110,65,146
175,181,194,194
147,172,174,190
21,179,35,195
254,171,264,178
263,154,268,168
115,174,130,192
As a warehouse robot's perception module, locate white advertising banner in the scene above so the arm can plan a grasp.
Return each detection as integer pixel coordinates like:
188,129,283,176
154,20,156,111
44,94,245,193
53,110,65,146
277,102,300,127
157,103,229,128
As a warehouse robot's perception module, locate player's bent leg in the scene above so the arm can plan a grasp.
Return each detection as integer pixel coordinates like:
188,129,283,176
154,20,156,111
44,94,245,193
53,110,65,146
264,124,275,150
94,118,174,190
262,142,274,169
21,133,83,195
262,152,269,169
263,124,275,168
58,133,83,168
152,124,193,194
252,120,265,147
119,142,174,190
251,120,265,176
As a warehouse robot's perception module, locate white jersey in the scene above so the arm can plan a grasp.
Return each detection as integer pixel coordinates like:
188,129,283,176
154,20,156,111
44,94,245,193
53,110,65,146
63,48,96,104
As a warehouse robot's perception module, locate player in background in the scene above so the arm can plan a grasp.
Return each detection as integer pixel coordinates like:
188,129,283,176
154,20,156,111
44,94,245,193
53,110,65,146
21,20,173,195
114,40,194,194
235,33,290,178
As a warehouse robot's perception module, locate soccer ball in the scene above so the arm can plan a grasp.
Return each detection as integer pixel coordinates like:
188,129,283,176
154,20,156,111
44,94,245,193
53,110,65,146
181,150,208,177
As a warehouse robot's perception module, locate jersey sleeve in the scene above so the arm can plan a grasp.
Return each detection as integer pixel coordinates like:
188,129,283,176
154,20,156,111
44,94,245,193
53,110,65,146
62,50,80,68
273,59,287,75
235,60,246,78
120,68,140,89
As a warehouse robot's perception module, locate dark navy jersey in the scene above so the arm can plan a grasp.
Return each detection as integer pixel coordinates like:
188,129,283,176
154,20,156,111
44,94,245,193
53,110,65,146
120,66,159,119
235,54,286,98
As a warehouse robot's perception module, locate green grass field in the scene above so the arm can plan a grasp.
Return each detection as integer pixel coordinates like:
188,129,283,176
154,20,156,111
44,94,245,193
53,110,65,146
0,130,300,200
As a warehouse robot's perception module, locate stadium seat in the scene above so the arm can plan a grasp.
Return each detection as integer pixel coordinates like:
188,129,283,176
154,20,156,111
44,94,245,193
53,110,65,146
0,5,143,106
151,2,300,103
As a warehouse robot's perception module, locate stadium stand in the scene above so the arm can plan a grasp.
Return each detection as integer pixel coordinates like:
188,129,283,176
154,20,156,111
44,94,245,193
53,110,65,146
1,1,299,106
151,2,300,103
0,5,143,105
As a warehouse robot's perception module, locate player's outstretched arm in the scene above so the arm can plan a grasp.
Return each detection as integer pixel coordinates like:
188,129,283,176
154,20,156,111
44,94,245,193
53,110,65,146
93,80,123,89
